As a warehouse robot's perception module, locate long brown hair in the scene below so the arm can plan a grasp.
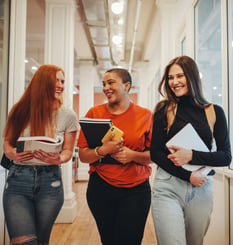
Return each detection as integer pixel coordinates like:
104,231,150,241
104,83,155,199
155,55,209,114
4,64,64,145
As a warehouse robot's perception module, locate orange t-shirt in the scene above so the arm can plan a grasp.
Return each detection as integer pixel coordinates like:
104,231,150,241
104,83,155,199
77,102,153,188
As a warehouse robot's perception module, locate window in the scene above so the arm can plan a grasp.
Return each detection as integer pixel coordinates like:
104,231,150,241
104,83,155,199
0,0,10,159
0,1,10,242
228,0,233,169
194,0,222,105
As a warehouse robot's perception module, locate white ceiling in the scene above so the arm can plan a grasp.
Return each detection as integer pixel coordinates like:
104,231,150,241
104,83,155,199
25,0,159,89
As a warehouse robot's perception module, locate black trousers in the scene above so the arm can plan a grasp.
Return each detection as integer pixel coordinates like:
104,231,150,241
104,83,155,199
86,172,151,245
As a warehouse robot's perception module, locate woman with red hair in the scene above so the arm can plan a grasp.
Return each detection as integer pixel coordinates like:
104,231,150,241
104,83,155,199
3,64,78,245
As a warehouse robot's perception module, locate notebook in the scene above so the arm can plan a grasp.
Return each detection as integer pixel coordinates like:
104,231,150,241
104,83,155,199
166,123,213,175
79,118,112,148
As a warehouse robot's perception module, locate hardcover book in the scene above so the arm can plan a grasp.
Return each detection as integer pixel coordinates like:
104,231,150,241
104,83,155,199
166,123,213,175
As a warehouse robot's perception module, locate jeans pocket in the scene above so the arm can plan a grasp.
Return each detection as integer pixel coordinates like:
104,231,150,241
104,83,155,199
152,168,175,199
6,165,22,179
154,167,172,181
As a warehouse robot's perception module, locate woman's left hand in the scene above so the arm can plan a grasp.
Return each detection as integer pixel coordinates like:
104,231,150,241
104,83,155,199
33,150,61,165
167,146,192,166
111,146,133,164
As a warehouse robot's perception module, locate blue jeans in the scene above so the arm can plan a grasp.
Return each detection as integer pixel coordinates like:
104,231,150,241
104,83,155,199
151,168,213,245
3,164,64,245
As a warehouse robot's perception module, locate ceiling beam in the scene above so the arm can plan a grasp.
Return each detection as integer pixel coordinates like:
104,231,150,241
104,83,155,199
77,0,98,65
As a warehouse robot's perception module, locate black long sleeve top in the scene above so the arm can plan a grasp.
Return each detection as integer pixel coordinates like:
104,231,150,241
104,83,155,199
150,96,232,182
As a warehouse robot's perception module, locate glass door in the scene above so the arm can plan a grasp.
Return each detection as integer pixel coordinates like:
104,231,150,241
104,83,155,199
0,0,10,244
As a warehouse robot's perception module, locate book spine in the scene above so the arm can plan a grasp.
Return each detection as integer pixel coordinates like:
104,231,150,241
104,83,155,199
16,141,25,153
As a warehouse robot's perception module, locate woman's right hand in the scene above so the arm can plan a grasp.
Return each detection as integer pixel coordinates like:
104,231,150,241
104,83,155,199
79,135,123,164
190,168,208,187
99,136,124,156
7,148,34,162
4,141,34,162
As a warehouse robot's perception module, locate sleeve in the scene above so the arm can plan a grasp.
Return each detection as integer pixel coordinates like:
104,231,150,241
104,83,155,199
65,109,79,133
77,130,88,148
150,109,192,182
144,111,153,149
191,105,232,167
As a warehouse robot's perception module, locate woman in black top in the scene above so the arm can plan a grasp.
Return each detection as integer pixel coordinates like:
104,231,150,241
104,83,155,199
150,56,231,245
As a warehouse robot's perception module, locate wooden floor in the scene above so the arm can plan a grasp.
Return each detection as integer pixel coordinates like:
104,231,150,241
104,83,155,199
50,177,157,245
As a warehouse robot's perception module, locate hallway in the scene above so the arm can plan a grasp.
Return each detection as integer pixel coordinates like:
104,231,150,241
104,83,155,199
50,179,157,245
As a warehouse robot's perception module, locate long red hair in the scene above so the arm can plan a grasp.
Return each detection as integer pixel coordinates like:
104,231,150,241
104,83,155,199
4,64,65,146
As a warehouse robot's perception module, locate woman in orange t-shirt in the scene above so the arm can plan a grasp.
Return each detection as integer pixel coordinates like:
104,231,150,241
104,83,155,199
77,68,153,245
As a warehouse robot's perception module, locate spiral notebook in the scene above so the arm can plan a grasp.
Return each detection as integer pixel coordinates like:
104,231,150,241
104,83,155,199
166,123,213,175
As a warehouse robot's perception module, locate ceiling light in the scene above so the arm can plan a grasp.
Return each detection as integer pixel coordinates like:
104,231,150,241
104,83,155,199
118,18,124,25
112,35,122,45
31,66,38,71
111,2,124,15
24,59,28,63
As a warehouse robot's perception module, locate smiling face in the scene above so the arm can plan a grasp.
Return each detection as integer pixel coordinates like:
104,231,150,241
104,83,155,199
102,71,130,105
55,70,65,101
168,64,189,97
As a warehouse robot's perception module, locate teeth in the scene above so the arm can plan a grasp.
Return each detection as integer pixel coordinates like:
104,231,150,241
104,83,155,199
174,86,182,90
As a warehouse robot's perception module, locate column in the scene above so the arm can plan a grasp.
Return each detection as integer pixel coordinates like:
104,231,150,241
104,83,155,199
44,0,76,223
79,63,96,117
136,63,151,108
78,63,96,180
8,0,27,110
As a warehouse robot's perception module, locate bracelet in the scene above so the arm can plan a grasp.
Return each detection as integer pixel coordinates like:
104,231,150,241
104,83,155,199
95,146,105,158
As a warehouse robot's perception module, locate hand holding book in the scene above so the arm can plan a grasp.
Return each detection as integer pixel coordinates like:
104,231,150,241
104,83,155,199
166,123,214,176
167,145,193,166
79,118,124,147
79,118,125,164
96,126,124,159
16,136,64,165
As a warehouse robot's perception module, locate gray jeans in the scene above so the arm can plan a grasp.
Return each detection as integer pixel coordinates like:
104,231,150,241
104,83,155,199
151,167,213,245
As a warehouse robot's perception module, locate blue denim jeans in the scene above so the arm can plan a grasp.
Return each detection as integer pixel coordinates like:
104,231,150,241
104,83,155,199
3,164,64,245
151,167,213,245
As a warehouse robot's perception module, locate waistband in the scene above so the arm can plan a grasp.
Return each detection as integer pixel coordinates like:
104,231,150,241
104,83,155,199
13,164,60,170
